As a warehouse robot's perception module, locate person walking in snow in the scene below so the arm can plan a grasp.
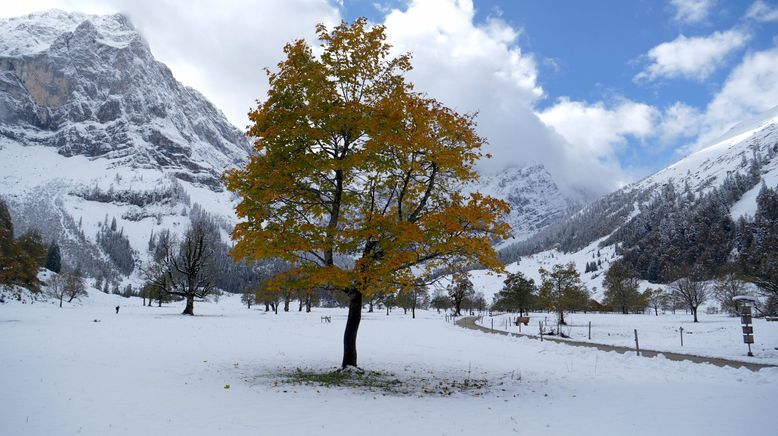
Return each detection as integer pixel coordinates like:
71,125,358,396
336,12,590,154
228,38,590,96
115,305,120,314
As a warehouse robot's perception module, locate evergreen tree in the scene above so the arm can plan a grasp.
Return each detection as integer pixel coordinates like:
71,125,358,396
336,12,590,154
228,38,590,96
44,242,62,273
96,218,134,275
740,184,778,310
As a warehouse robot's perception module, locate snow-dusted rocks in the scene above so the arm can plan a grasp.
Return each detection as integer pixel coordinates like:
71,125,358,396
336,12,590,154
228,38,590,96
0,10,251,282
475,164,579,242
0,10,251,189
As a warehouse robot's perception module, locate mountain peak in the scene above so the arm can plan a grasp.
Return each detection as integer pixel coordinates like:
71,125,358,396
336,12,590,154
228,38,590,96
0,10,251,190
0,10,140,57
477,163,580,242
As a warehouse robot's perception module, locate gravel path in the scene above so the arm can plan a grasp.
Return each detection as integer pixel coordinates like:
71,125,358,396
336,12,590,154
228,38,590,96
455,316,776,372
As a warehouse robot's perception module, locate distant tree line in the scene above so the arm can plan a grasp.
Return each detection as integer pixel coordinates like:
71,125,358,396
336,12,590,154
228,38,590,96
96,216,135,275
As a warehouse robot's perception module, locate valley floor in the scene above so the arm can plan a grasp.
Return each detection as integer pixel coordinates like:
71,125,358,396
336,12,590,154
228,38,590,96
478,311,778,364
1,292,776,436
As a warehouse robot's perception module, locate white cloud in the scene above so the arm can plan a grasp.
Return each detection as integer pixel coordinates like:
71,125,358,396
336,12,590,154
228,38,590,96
381,0,631,196
688,45,778,149
635,29,749,82
539,99,658,157
657,102,702,142
745,0,778,22
670,0,716,23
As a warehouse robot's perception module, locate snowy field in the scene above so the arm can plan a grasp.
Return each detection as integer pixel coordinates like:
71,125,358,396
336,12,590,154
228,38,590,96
2,291,777,436
478,311,778,364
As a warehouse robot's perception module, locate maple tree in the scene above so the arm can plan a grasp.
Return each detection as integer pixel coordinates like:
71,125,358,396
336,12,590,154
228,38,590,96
226,18,510,368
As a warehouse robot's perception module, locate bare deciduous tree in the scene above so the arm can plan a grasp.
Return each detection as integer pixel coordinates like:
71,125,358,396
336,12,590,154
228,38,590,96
670,278,709,322
713,274,748,316
65,272,86,303
46,274,67,308
46,272,86,307
147,221,216,315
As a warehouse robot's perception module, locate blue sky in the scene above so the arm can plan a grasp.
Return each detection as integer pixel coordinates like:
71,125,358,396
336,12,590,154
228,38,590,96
336,0,778,192
2,0,777,195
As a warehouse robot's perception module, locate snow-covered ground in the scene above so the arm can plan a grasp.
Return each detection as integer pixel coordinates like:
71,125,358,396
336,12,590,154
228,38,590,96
2,290,776,436
478,311,778,364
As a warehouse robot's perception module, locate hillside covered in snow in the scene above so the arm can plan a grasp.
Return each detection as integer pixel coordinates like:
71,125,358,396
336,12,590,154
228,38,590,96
484,106,778,301
0,10,254,287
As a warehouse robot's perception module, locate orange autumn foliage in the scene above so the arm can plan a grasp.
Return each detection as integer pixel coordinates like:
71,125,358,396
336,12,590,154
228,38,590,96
225,18,510,299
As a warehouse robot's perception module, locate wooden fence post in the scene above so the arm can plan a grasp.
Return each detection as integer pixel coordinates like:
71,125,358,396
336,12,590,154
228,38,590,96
634,329,640,356
588,321,591,340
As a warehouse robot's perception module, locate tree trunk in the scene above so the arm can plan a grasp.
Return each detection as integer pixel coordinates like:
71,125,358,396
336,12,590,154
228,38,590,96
692,306,698,323
558,311,566,325
305,295,311,313
142,296,146,306
298,299,303,312
342,290,362,368
59,296,63,308
284,299,290,312
387,305,390,315
454,301,461,316
654,306,658,316
265,303,269,312
183,295,194,315
274,303,278,314
412,305,415,319
368,300,374,313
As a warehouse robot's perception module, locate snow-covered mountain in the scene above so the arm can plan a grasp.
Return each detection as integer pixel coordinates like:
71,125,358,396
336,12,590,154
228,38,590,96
482,106,778,302
0,10,579,285
476,164,580,242
0,10,251,283
0,10,251,190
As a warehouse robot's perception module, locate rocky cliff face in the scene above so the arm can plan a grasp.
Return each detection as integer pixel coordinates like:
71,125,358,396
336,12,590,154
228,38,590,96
476,164,580,242
0,10,251,190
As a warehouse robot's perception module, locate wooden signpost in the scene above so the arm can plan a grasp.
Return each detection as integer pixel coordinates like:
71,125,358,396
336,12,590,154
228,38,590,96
734,295,757,357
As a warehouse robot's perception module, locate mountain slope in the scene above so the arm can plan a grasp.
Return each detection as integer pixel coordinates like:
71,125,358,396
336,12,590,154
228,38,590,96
0,9,251,190
0,10,251,284
484,106,778,301
475,164,579,242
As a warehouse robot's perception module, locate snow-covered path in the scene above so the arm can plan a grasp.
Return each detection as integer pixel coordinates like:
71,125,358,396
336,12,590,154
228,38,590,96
1,294,776,436
461,316,776,371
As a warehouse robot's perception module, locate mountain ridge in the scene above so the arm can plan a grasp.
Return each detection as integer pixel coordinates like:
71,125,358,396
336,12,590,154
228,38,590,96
0,9,251,191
